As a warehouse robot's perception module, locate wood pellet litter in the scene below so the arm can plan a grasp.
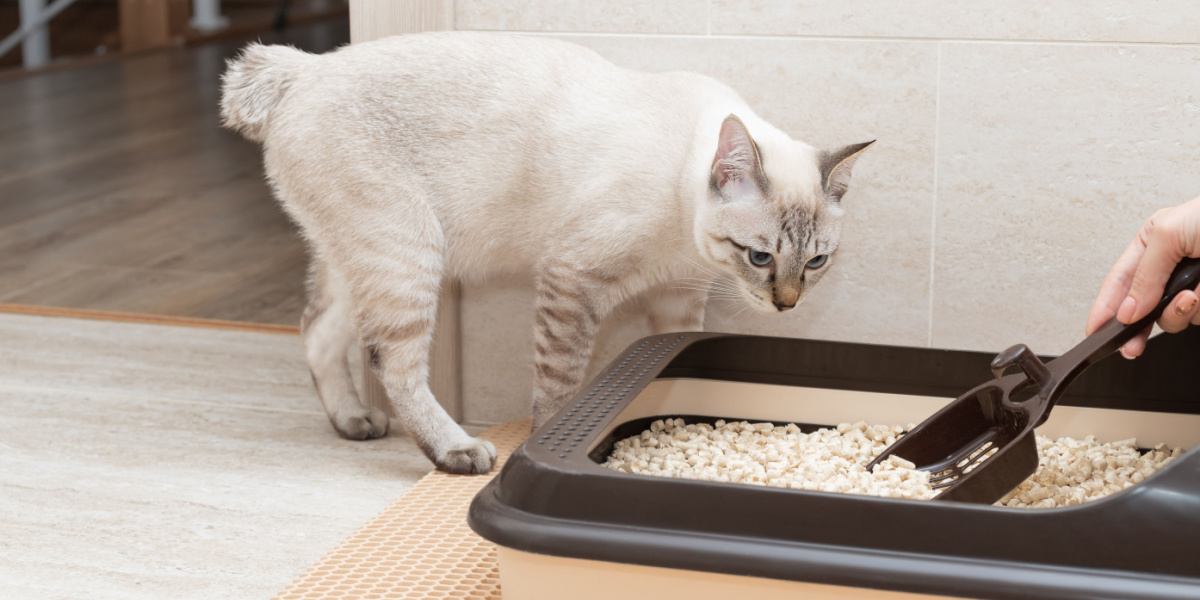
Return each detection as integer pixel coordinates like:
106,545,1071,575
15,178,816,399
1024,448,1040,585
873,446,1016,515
603,419,1184,508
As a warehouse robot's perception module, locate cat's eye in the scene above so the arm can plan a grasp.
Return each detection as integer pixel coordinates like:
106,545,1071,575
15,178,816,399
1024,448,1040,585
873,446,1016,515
748,249,774,267
806,254,829,269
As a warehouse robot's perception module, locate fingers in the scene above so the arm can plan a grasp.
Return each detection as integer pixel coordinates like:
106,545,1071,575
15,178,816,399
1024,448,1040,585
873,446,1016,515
1093,197,1200,356
1158,289,1200,333
1086,237,1144,335
1118,213,1185,324
1119,325,1152,360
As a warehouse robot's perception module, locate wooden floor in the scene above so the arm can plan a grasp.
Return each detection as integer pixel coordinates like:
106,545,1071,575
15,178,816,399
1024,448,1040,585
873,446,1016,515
0,19,349,325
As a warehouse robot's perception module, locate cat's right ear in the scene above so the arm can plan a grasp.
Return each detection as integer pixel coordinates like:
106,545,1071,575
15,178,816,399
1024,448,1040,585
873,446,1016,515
710,114,767,202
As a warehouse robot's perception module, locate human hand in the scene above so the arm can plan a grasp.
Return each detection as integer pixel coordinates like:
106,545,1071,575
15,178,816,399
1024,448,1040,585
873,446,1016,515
1086,196,1200,359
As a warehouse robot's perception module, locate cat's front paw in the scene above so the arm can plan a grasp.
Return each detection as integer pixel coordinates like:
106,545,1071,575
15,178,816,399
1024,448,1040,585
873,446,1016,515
333,407,390,440
435,437,497,474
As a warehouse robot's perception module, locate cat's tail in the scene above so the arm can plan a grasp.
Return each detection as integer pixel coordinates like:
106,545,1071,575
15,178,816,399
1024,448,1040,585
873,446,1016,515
220,43,310,143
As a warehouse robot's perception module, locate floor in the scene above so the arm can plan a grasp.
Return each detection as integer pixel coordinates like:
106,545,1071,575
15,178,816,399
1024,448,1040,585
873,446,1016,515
0,19,346,325
276,421,530,600
0,2,347,70
0,17,460,600
0,312,434,600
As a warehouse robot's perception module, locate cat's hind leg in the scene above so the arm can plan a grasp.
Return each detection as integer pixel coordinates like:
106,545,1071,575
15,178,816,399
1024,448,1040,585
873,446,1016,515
343,194,495,474
301,259,389,440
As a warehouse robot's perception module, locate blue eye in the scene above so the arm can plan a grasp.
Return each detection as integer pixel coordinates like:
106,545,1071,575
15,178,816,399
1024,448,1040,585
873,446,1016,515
748,249,774,267
806,254,829,269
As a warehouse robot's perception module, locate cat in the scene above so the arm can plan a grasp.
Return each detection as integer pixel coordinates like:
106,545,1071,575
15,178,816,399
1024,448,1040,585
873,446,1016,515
220,32,872,474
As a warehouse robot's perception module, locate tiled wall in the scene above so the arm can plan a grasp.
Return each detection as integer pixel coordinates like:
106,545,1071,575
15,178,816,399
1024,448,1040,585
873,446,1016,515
452,1,1200,423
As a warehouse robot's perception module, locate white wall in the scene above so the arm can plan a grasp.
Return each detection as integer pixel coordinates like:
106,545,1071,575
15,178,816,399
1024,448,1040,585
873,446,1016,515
449,1,1200,423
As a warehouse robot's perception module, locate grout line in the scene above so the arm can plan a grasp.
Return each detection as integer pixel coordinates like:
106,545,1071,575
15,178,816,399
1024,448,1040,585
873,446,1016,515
0,303,300,335
499,29,1200,48
705,0,712,36
926,42,943,348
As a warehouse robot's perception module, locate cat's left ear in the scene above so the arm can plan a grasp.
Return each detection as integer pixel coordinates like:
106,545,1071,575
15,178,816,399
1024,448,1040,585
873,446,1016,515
711,114,768,202
820,140,875,202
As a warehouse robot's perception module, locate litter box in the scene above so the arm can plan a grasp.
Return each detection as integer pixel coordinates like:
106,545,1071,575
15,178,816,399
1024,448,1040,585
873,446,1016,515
468,331,1200,599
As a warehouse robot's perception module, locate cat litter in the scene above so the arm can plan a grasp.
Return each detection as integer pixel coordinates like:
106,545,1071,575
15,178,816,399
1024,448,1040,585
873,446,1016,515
603,418,1182,508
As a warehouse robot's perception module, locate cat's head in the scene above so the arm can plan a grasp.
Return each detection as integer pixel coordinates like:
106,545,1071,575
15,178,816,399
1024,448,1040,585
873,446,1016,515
694,114,872,313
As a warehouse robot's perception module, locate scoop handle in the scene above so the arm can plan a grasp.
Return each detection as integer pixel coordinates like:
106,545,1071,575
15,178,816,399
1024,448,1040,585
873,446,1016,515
1053,256,1200,381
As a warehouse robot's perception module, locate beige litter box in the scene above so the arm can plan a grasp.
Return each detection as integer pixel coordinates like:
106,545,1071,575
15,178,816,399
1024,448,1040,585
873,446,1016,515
469,333,1200,599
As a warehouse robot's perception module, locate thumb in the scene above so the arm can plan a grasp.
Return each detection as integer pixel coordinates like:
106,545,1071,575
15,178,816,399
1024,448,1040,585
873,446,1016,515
1118,217,1184,324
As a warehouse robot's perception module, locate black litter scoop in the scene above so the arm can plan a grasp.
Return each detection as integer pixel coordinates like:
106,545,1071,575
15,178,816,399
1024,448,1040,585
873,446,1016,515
867,257,1200,503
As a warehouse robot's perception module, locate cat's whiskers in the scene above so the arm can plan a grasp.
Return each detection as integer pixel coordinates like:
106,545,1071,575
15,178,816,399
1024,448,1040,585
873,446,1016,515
672,279,744,302
670,278,742,296
669,289,742,304
669,285,740,300
679,255,725,281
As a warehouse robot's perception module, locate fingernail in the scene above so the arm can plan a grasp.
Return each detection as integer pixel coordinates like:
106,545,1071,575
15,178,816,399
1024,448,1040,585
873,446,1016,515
1120,347,1136,360
1180,295,1198,315
1117,296,1136,323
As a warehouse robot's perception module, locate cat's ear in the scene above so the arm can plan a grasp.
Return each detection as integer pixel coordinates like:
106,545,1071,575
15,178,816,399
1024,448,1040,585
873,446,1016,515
820,140,874,202
710,114,767,202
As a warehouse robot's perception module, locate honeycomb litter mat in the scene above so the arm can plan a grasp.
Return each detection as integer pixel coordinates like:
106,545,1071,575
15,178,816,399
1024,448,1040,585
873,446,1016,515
274,420,530,600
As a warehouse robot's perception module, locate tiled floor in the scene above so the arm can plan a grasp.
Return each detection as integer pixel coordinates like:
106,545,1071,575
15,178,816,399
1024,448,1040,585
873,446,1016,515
0,313,432,599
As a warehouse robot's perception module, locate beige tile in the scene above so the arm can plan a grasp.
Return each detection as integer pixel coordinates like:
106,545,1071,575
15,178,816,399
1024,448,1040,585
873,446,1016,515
456,0,708,34
932,43,1200,354
459,277,653,425
711,0,1200,44
0,313,431,600
460,277,535,424
0,388,429,600
568,35,938,346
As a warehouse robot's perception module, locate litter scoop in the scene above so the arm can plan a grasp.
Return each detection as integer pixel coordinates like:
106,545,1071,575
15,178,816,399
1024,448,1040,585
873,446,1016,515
866,257,1200,503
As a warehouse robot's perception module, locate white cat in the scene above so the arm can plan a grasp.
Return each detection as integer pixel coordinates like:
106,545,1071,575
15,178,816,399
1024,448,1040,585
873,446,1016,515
220,31,871,474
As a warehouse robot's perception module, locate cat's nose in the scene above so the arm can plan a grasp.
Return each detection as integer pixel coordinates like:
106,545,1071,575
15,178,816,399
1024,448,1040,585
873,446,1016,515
773,286,800,311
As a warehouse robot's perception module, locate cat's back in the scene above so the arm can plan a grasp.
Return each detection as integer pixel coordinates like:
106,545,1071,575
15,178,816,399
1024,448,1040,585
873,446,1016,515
224,32,739,275
253,31,663,185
